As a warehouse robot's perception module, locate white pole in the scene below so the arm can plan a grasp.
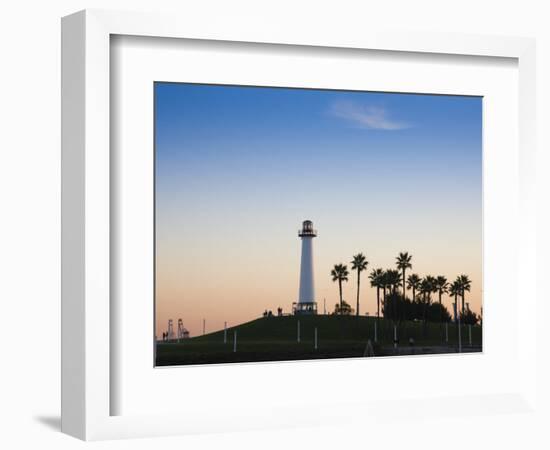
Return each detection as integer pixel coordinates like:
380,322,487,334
445,322,449,343
233,331,237,352
314,327,318,350
224,322,227,344
297,320,301,343
469,325,472,346
393,325,397,349
374,321,378,343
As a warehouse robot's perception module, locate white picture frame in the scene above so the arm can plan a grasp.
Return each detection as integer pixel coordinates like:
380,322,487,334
61,9,537,441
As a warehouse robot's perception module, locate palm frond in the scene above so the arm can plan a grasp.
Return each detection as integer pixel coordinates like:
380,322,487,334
331,263,349,282
396,251,413,270
351,253,369,272
406,273,421,290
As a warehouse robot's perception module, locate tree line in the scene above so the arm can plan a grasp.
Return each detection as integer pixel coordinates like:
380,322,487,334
331,252,480,325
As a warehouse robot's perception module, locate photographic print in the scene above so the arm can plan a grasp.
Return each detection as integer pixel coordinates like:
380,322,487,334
154,83,482,366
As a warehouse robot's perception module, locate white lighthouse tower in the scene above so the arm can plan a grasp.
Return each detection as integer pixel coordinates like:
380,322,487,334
294,220,318,315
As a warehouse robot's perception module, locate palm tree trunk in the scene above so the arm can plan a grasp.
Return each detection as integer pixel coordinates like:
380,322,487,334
356,271,360,316
438,290,443,340
338,279,343,314
402,269,406,300
454,293,458,323
401,269,406,324
439,291,442,322
461,292,465,316
376,287,380,318
393,285,397,320
412,287,416,321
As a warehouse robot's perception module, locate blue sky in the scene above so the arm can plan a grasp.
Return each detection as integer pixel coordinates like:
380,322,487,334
154,83,482,336
155,84,481,211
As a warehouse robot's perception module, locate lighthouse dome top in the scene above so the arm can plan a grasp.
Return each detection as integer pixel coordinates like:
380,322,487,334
298,220,317,237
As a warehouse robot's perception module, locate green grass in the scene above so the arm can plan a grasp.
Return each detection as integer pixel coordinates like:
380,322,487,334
155,315,482,366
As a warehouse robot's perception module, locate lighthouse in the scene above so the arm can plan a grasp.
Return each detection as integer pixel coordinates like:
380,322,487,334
294,220,318,315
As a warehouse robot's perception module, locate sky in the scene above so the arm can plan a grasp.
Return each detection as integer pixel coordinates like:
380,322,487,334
155,83,482,338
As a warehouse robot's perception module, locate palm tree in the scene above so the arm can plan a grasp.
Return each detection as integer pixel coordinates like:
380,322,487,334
448,280,461,323
419,277,430,305
380,270,389,304
435,276,449,305
331,264,349,315
385,269,402,295
421,275,437,304
396,252,412,300
407,273,421,302
456,274,472,316
435,276,449,323
351,253,368,316
384,269,402,319
369,268,384,319
419,275,436,327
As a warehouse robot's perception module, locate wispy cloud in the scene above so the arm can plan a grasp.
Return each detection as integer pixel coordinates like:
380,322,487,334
330,100,411,130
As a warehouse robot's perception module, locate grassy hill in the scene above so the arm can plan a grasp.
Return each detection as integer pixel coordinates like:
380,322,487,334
156,315,482,366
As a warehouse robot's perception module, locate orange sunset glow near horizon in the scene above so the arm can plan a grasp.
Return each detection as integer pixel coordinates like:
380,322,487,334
155,84,482,338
